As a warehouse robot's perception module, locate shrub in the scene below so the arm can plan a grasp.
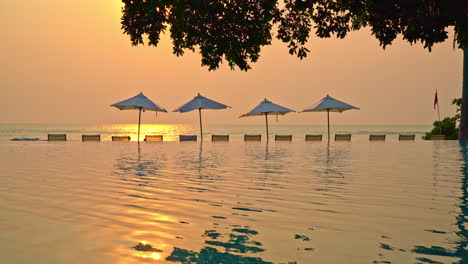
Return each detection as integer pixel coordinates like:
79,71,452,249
424,116,459,140
424,97,461,140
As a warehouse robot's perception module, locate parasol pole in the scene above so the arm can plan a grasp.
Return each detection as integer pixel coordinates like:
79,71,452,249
138,107,142,142
327,108,330,142
265,112,269,142
199,108,203,142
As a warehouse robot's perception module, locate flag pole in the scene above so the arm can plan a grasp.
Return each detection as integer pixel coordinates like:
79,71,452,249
436,90,441,135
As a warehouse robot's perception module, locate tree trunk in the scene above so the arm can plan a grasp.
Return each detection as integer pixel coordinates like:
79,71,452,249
461,49,468,140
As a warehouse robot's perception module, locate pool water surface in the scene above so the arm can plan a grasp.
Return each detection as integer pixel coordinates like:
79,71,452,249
0,140,466,263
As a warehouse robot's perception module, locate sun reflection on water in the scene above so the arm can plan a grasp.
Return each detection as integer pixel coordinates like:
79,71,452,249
152,253,160,260
133,251,161,260
132,241,164,261
104,124,194,141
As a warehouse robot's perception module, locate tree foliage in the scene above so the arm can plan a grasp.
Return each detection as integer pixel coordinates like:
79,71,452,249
121,0,468,71
121,0,278,71
453,97,463,121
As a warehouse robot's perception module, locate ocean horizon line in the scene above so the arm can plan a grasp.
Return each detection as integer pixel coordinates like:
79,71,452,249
0,122,433,127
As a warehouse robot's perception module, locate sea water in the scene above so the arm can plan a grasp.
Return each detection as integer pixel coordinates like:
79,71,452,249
0,132,467,263
0,123,431,141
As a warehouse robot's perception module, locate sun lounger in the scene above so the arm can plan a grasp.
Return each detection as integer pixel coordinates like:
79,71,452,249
244,135,261,141
179,135,197,141
112,136,131,141
275,135,292,141
430,135,445,140
212,135,229,142
399,135,415,141
335,134,351,141
82,135,100,141
11,138,40,141
369,134,386,141
144,135,163,141
48,134,66,141
305,134,322,141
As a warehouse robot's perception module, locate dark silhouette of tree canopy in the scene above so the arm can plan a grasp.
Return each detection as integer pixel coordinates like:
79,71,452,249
121,0,467,71
121,0,468,139
122,0,278,71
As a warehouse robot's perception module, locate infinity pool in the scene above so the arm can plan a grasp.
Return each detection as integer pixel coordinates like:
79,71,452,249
0,141,466,263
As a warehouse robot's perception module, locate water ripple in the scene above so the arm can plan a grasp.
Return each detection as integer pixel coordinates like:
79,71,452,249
0,141,467,264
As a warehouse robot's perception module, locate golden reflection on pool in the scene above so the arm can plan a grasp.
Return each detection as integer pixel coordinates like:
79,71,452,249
0,141,467,264
103,124,193,141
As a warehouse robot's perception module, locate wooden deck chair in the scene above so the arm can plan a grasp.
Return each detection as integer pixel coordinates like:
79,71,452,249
335,134,351,141
82,135,100,141
244,135,261,142
369,134,386,141
430,135,446,140
48,134,66,141
144,135,163,141
112,136,131,141
179,135,197,141
212,135,229,142
399,135,415,141
275,135,292,141
305,134,322,141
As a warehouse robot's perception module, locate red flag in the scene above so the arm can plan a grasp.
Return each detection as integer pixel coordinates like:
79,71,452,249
434,90,438,109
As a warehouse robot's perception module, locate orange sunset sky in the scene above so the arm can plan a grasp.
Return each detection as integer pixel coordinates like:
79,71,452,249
1,0,464,126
